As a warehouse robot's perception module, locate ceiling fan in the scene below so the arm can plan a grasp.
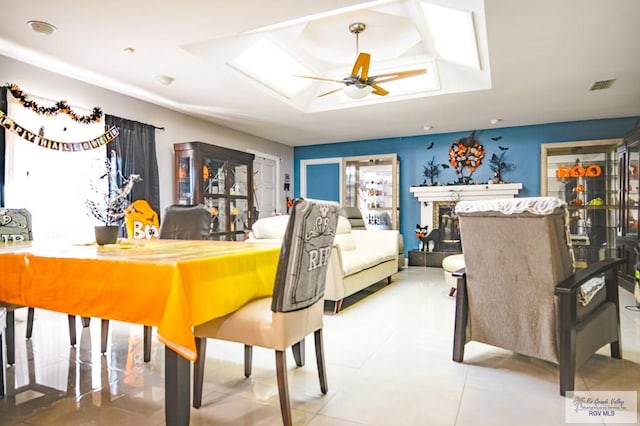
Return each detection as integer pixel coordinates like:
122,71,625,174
298,22,427,99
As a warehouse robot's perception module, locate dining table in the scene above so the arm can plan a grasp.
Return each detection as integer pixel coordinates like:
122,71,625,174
0,238,281,425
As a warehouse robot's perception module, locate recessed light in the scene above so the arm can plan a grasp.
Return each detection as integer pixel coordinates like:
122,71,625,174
27,20,57,35
156,75,174,86
123,47,135,54
423,125,433,131
490,118,502,125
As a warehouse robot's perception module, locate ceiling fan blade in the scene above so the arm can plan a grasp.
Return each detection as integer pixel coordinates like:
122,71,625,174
370,69,426,84
317,87,345,98
295,75,348,84
351,52,371,80
369,84,389,96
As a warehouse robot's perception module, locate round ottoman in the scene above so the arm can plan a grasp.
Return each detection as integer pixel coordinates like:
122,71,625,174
442,254,465,296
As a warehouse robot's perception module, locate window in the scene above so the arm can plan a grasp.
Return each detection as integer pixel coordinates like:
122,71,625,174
4,94,106,241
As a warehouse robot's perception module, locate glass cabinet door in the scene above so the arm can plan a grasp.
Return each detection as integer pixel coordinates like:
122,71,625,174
541,139,621,267
176,154,194,205
627,149,639,235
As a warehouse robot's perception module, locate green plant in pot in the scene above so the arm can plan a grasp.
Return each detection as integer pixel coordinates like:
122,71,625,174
85,151,142,245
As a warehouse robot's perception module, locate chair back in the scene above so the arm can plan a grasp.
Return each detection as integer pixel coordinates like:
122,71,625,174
338,206,366,229
159,204,211,240
455,197,574,363
271,198,339,313
0,208,33,242
125,200,160,239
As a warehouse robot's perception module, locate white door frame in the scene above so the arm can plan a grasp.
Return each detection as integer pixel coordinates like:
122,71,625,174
247,149,281,214
300,157,343,203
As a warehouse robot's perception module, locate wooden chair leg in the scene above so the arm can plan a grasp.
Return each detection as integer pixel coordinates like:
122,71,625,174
26,307,35,339
5,311,15,365
68,315,77,346
448,287,456,297
275,350,292,426
314,329,328,394
244,344,253,378
101,319,109,354
452,275,468,363
143,326,152,362
292,339,305,367
192,337,207,409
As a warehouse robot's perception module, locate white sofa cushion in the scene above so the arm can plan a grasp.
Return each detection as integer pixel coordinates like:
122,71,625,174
251,215,289,239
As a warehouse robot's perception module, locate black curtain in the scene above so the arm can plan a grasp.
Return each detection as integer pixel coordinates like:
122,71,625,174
105,115,160,217
0,86,6,206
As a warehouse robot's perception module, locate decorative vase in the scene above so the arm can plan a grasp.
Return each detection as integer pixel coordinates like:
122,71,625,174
95,225,119,245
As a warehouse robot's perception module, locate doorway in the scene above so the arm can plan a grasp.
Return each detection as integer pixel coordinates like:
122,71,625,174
252,152,279,219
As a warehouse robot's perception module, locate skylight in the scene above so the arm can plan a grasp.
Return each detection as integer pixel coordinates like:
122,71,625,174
420,2,480,69
230,37,314,98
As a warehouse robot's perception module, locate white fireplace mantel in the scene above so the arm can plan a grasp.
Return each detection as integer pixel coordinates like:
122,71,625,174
409,183,523,229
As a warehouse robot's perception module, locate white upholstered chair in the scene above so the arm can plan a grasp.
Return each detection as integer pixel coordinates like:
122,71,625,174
192,198,339,425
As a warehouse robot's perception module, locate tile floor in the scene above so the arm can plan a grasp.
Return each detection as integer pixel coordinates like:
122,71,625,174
1,266,639,425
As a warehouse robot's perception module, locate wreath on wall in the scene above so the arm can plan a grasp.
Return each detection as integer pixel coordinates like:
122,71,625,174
448,131,485,184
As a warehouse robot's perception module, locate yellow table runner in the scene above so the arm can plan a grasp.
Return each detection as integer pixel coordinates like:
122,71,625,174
0,239,280,361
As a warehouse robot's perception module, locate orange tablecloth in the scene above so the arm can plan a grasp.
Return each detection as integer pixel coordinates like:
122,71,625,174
0,239,280,361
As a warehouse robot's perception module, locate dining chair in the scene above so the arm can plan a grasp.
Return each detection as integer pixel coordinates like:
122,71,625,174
452,197,623,395
99,203,211,362
192,198,339,425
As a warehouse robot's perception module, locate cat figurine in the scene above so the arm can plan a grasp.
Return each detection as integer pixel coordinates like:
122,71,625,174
415,224,440,252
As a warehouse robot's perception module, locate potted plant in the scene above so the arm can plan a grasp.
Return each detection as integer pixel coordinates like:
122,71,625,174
85,151,141,244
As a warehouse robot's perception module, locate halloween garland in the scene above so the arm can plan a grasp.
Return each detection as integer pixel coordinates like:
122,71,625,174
4,83,102,124
0,109,119,151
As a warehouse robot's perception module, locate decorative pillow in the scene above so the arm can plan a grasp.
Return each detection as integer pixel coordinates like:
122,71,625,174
251,215,290,240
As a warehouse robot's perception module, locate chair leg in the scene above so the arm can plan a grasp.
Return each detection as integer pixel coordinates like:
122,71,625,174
292,339,305,367
314,329,328,394
275,350,292,426
81,317,91,328
332,299,343,314
101,319,109,354
244,344,253,378
448,287,456,297
5,311,15,365
68,315,77,346
26,307,35,339
452,275,468,363
143,326,152,362
611,340,622,359
192,337,207,409
0,327,6,398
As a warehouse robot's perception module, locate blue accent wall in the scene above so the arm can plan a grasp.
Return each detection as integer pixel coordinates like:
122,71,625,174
306,163,340,201
295,117,639,254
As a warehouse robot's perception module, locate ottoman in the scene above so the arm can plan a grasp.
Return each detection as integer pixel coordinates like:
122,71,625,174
442,254,465,296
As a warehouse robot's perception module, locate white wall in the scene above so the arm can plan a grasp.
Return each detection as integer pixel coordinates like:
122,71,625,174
0,55,294,216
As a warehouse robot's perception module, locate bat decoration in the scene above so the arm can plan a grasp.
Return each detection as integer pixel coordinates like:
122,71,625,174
426,142,434,150
499,146,509,151
441,164,450,169
491,136,502,141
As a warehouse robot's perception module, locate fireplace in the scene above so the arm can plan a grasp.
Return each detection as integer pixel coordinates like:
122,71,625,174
408,183,523,266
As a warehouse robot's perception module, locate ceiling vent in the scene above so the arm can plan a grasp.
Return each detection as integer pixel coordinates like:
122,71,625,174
589,79,616,91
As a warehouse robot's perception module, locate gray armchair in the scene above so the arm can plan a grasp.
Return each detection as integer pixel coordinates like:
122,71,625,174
452,197,623,396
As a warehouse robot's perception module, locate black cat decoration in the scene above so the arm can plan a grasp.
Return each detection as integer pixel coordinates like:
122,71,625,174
415,224,440,252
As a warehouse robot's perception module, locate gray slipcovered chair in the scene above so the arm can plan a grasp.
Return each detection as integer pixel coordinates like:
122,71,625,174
192,198,339,426
452,197,623,396
99,203,211,362
339,206,405,269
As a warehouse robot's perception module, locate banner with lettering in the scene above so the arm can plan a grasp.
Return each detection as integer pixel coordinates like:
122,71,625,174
0,109,119,151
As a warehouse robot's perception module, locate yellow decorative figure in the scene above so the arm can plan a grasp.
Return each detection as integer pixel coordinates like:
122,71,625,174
125,200,159,240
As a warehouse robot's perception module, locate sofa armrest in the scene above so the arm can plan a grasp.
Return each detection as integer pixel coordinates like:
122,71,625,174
323,245,346,301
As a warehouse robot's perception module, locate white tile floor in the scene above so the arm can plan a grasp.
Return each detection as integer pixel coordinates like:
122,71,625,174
1,266,639,425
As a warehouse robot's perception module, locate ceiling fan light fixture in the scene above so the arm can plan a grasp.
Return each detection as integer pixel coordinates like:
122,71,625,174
343,84,374,99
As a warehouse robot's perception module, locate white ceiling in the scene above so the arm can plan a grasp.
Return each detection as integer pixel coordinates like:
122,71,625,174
1,0,639,147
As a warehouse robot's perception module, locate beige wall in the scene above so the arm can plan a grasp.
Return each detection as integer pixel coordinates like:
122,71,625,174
0,54,294,216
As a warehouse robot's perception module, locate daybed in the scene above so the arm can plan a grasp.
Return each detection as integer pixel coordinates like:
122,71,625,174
248,214,399,313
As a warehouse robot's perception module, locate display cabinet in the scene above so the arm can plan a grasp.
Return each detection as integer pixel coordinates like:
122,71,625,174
541,139,621,268
616,120,640,291
342,154,399,230
173,142,254,241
